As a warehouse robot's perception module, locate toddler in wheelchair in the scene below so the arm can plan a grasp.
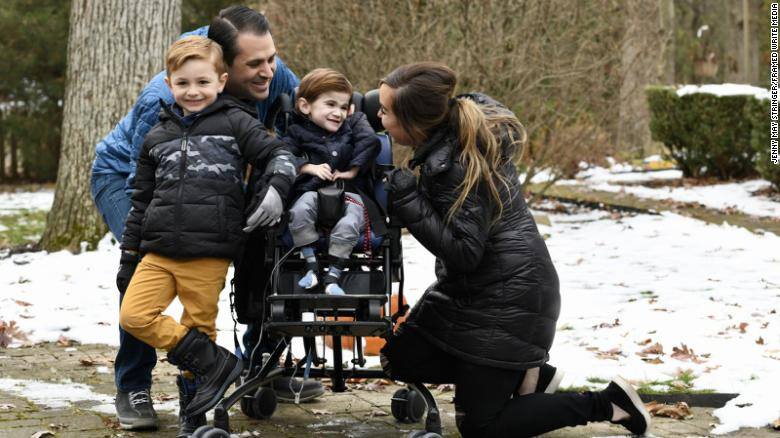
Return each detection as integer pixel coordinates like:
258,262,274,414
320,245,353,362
283,68,380,295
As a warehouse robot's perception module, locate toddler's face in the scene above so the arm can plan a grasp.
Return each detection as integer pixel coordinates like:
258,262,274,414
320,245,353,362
166,59,227,115
302,91,351,133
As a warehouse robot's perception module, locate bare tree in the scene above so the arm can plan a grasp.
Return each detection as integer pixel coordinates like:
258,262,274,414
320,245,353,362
265,0,653,190
618,0,669,158
41,0,181,252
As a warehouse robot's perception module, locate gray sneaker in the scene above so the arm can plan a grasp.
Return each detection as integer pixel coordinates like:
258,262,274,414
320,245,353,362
115,389,159,430
271,377,325,403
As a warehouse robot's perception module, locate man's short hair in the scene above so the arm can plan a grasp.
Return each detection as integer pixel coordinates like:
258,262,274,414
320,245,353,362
208,6,271,66
166,36,226,76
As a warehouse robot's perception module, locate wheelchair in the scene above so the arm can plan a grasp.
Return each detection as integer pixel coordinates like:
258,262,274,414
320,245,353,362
192,90,444,438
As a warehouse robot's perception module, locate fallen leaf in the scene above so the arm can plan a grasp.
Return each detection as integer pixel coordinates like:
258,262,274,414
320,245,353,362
311,409,332,415
30,432,55,438
0,320,30,348
756,337,765,345
640,343,664,355
645,401,692,420
14,300,32,307
56,335,73,347
736,402,753,408
592,319,621,329
640,357,664,364
436,384,455,392
79,358,95,366
366,409,389,417
761,322,769,329
671,343,707,363
636,338,652,346
739,322,748,333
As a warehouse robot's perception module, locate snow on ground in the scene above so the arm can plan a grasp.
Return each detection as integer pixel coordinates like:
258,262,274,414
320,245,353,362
675,83,769,100
1,190,779,433
558,164,780,219
0,189,54,215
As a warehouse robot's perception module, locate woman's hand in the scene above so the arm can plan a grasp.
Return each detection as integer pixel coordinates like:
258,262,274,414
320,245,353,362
333,166,359,181
386,168,417,199
301,163,333,181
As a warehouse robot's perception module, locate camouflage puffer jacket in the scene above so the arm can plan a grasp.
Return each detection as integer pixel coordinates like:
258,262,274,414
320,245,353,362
121,94,296,260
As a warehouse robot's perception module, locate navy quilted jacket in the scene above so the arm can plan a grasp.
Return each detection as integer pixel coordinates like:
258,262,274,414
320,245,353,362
282,111,379,197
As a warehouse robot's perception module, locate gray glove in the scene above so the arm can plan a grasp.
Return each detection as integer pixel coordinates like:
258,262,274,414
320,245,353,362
243,185,283,233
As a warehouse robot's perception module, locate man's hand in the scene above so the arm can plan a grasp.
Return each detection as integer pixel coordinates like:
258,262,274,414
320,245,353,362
386,168,417,200
301,163,333,181
244,185,283,233
333,166,359,181
116,251,139,294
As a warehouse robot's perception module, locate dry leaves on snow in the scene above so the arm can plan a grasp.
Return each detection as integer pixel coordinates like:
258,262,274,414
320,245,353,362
645,401,693,420
671,343,708,364
0,319,30,348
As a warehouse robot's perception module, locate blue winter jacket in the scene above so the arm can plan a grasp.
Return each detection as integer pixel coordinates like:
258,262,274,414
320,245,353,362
91,26,300,195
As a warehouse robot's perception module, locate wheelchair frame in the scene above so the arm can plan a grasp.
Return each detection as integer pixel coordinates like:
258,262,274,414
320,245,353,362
206,90,444,437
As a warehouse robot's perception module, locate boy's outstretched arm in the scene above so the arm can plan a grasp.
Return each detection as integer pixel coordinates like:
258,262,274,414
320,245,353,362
230,110,297,231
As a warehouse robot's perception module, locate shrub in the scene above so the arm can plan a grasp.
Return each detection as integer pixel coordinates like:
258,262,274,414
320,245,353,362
746,98,780,190
646,86,759,180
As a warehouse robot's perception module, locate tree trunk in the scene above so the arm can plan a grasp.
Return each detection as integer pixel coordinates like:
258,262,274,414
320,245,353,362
618,0,667,158
10,132,18,180
0,116,5,181
41,0,181,252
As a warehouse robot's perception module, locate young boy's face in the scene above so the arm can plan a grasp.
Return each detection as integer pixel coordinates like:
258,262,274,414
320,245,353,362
165,59,227,115
299,91,351,133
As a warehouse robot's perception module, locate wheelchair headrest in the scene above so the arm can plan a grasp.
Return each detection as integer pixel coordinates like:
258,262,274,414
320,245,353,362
264,93,294,131
362,89,384,133
264,89,385,134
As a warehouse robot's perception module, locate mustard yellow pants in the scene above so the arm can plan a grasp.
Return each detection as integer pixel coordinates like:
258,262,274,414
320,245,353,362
119,252,230,351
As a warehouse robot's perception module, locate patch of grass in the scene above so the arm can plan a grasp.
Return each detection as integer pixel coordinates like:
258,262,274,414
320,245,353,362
0,209,47,248
586,376,609,385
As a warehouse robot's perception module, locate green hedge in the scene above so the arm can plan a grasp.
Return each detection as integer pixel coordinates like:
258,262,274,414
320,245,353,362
745,98,780,190
646,86,760,180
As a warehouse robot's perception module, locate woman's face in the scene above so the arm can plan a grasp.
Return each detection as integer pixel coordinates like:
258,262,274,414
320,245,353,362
378,84,413,145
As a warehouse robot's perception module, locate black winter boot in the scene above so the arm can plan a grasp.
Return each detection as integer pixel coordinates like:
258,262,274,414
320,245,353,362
176,374,206,438
167,329,243,417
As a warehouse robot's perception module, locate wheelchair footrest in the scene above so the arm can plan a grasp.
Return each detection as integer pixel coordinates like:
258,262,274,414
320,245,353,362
269,294,387,309
265,320,389,337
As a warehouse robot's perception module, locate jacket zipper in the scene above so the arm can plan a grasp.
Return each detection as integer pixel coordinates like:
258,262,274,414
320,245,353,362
175,133,188,247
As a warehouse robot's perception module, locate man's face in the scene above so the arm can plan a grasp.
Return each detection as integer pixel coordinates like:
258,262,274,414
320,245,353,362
225,32,277,101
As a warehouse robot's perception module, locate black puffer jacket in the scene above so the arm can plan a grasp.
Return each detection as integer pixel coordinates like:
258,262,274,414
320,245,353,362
282,111,379,197
122,94,296,260
391,94,561,371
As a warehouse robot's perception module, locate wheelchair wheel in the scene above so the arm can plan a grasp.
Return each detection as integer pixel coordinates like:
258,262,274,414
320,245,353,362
391,388,425,423
408,432,443,438
192,425,231,438
241,386,277,419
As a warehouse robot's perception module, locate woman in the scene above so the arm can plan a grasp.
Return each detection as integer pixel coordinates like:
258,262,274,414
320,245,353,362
378,62,650,437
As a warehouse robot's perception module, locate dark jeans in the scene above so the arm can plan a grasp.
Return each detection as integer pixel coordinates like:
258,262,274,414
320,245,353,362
381,327,612,438
92,173,157,392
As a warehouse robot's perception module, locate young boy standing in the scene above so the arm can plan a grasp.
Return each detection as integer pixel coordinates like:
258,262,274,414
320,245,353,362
117,36,295,434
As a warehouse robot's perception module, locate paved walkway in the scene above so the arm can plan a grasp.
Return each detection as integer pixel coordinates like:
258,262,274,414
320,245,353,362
0,343,776,437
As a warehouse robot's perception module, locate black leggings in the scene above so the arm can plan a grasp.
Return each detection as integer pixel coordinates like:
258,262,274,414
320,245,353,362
381,328,612,438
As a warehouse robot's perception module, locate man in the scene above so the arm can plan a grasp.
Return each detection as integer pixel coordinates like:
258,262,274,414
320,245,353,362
91,6,323,431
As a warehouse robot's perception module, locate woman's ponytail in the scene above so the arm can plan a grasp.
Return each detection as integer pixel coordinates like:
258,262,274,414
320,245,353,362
447,98,510,224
